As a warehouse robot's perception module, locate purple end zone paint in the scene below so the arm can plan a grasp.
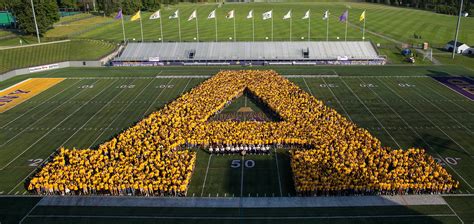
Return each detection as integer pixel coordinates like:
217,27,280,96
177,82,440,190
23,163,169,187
432,76,474,101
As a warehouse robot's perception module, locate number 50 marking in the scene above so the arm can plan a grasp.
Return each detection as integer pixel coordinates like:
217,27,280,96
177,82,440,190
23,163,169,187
231,160,255,168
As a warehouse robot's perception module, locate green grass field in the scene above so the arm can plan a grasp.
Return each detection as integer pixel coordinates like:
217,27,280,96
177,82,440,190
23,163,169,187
0,40,117,74
45,15,113,39
74,2,473,46
0,65,473,223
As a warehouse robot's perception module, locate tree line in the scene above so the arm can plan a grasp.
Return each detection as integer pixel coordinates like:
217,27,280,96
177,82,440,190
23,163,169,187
365,0,473,16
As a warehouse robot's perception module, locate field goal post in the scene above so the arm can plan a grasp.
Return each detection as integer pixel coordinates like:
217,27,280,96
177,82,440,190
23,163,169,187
422,48,433,62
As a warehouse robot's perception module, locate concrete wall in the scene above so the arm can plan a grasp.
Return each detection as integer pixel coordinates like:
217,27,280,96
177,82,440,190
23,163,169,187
0,61,103,82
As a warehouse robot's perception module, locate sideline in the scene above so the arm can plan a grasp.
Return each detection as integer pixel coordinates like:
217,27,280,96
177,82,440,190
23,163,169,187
37,195,447,208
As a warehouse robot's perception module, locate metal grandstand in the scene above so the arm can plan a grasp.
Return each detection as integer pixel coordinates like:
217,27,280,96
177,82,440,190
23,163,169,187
112,41,386,66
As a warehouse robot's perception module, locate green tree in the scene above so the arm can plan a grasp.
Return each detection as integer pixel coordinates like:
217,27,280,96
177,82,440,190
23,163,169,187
141,0,160,11
56,0,77,9
12,0,60,35
0,0,19,10
97,0,120,16
120,0,142,15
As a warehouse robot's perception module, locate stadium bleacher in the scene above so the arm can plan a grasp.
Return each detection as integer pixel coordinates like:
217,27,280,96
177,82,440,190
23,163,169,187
113,41,386,66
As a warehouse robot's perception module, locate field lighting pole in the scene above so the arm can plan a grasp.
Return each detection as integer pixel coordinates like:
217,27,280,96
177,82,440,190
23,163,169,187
452,0,464,59
30,0,41,43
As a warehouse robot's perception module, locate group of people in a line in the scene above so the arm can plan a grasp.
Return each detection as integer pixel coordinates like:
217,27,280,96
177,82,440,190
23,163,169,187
28,70,457,196
208,144,272,155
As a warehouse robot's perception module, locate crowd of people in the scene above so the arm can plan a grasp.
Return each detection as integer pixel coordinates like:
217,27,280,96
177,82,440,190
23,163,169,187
29,70,457,196
208,144,271,155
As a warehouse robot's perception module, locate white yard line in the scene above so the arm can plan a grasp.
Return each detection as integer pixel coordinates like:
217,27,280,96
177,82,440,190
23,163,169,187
141,79,174,117
0,79,81,129
0,80,99,148
377,78,473,159
62,79,134,148
6,80,118,193
442,194,474,197
87,78,154,148
445,202,464,224
274,148,283,197
0,78,32,92
302,77,314,96
24,214,456,220
418,80,474,116
155,75,211,79
433,78,474,102
200,154,213,197
1,80,115,171
372,78,474,189
321,78,353,122
340,78,402,149
407,82,473,134
18,199,41,224
240,156,244,197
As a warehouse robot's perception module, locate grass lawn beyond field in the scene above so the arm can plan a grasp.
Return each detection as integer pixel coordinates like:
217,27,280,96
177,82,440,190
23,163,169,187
0,40,117,74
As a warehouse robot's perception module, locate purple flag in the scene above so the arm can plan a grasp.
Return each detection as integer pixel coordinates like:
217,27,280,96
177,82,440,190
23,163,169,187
115,9,123,19
339,10,348,22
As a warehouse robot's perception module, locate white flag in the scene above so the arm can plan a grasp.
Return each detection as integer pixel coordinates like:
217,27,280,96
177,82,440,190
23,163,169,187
208,9,216,19
283,10,291,20
226,10,234,19
262,10,272,20
149,10,161,20
247,10,253,19
323,10,329,20
302,10,310,19
188,10,197,21
169,10,179,19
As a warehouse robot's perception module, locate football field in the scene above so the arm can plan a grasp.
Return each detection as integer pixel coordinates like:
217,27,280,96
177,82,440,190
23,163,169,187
0,65,473,223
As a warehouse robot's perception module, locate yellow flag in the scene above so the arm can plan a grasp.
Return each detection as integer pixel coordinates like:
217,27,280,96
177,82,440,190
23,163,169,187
131,11,141,21
359,10,366,22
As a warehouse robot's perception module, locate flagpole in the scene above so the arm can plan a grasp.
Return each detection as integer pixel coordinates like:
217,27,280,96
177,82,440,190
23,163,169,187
345,11,348,41
160,17,163,42
215,14,218,42
121,13,126,43
290,14,292,41
271,9,274,41
362,16,366,40
30,0,40,43
196,11,199,42
139,12,144,42
178,14,182,42
233,13,236,41
252,13,255,42
308,10,311,42
326,14,329,42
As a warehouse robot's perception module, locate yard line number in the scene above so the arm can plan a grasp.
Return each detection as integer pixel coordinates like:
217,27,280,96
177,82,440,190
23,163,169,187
360,83,378,88
78,85,94,89
157,85,174,89
28,158,43,167
434,157,461,166
117,85,135,89
231,160,255,168
398,83,416,88
319,84,338,88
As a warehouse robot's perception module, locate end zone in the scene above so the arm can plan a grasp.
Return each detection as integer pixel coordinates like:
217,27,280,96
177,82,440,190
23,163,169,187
0,78,65,113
